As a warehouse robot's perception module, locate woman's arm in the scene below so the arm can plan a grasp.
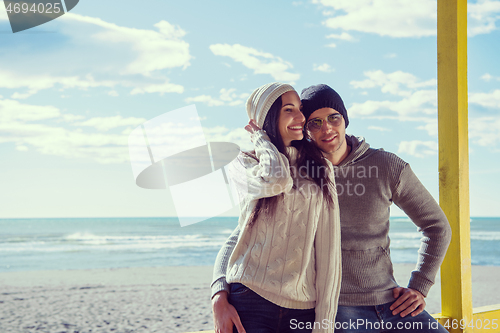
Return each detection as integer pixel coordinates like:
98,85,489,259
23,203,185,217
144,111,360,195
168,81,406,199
229,122,293,203
211,226,240,297
211,226,243,333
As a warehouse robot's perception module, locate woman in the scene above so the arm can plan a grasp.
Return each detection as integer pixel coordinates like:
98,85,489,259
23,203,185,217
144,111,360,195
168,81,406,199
212,82,342,333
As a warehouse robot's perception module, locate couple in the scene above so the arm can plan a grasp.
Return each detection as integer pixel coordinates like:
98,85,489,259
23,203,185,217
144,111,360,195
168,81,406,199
211,82,452,333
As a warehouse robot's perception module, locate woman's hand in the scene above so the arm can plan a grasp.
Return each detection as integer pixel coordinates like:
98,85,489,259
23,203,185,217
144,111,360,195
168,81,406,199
244,119,261,134
212,291,246,333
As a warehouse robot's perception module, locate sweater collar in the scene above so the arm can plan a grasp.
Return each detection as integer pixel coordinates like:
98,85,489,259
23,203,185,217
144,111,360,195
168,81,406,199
337,134,373,167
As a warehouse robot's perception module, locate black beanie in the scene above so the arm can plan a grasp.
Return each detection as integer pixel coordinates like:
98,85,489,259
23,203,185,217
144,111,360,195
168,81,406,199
301,84,349,128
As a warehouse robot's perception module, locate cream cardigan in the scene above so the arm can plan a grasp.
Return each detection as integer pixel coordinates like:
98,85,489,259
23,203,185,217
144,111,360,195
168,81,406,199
219,130,341,333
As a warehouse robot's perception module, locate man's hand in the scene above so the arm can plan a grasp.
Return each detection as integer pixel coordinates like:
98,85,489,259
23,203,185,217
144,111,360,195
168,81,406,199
212,291,246,333
390,287,426,318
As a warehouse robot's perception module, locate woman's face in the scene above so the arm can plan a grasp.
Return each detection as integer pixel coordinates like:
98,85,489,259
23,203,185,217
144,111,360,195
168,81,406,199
278,91,305,147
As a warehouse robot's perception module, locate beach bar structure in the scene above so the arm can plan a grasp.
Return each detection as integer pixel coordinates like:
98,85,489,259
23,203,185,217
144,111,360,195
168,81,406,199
435,0,500,332
185,1,500,332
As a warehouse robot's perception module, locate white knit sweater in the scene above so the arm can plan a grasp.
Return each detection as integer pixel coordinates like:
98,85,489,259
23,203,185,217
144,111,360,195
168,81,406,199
223,130,341,333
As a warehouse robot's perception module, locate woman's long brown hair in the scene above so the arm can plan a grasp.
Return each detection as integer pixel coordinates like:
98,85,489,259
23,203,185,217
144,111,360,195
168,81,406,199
245,96,335,228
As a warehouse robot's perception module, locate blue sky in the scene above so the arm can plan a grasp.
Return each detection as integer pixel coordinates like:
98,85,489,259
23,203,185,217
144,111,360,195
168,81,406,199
0,0,499,218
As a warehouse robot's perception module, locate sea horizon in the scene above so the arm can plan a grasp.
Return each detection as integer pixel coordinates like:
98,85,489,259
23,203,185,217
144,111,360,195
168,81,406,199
1,216,499,273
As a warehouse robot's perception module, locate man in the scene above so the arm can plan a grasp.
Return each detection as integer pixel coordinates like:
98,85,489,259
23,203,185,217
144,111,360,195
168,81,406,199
212,84,451,333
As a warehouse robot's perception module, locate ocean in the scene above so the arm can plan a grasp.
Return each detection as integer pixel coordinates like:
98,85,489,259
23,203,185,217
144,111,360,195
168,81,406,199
1,217,499,272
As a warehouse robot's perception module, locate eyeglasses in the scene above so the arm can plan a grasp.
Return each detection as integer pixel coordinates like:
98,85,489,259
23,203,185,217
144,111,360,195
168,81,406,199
306,113,343,132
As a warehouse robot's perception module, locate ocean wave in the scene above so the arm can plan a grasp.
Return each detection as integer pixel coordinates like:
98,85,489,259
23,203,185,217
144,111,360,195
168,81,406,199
0,232,230,253
470,231,500,241
63,232,214,243
390,218,411,223
389,240,420,249
220,228,235,235
389,232,421,239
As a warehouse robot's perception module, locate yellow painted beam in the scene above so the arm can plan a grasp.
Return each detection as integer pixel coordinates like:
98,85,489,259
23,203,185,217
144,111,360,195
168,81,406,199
473,305,500,333
437,0,472,332
433,307,500,333
433,313,453,326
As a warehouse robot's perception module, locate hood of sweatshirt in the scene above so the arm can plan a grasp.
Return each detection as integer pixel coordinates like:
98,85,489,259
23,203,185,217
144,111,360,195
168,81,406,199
337,134,380,167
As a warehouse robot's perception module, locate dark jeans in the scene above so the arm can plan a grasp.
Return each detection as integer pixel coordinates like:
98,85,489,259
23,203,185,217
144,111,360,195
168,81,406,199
228,283,316,333
335,302,449,333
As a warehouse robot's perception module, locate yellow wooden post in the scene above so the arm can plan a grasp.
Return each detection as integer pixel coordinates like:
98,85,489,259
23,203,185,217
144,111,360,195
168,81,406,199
437,0,473,332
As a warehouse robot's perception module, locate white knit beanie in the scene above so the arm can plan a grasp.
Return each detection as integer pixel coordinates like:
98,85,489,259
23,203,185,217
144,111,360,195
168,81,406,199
246,82,295,128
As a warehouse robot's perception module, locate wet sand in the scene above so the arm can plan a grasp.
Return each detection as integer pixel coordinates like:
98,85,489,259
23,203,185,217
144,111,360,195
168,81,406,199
1,265,499,333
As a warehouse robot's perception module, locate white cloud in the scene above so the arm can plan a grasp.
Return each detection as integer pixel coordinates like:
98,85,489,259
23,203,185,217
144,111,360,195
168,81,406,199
63,14,191,76
368,126,391,132
470,116,500,147
0,97,253,164
203,127,253,151
130,80,184,95
469,90,500,108
480,73,500,82
313,0,500,38
384,53,397,59
0,98,130,163
313,63,335,73
0,120,130,164
0,96,274,163
350,70,436,97
209,44,300,83
416,113,500,150
350,90,436,119
0,98,144,163
0,5,7,21
62,114,86,122
417,114,500,150
313,0,436,38
185,88,249,107
468,0,500,36
0,98,60,122
185,95,224,107
0,16,188,98
349,70,437,121
398,140,437,158
0,70,116,99
75,116,147,131
326,32,355,41
325,43,337,48
0,68,183,98
418,121,438,137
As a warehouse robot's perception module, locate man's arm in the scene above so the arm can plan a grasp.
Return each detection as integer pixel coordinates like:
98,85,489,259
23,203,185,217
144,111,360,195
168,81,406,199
391,164,452,316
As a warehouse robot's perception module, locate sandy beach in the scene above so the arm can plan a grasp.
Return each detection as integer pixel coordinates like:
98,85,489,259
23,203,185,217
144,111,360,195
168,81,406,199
1,264,499,333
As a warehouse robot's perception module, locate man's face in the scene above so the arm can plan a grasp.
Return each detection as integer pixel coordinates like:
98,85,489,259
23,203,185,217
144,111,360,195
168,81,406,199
306,107,346,155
